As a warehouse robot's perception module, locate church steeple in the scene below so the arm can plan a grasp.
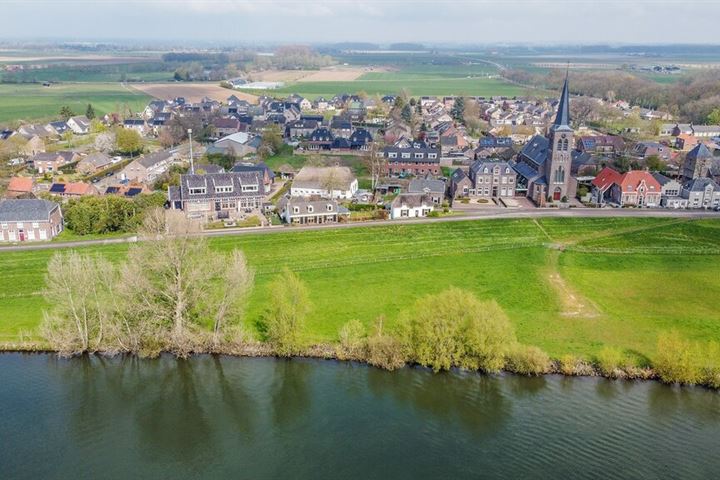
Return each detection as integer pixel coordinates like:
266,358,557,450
551,71,571,131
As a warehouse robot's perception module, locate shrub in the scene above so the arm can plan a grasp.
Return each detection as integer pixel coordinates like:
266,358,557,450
596,346,626,378
559,354,581,376
263,268,311,357
427,210,440,218
653,330,702,385
366,318,406,371
505,344,551,376
401,288,515,373
337,319,366,360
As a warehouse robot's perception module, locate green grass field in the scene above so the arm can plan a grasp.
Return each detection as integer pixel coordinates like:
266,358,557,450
0,83,152,123
1,217,719,362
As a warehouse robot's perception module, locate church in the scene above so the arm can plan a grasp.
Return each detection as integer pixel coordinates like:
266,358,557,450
513,75,578,206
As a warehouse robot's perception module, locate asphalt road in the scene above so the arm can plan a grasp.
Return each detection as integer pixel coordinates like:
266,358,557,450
2,207,718,252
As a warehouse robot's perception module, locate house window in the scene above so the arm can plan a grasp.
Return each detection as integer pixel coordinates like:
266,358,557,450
242,185,259,192
32,222,39,228
1,223,6,229
16,222,23,229
388,152,397,158
402,153,411,159
189,187,206,195
428,153,437,159
414,153,424,159
307,205,314,213
27,230,35,241
293,207,300,214
400,209,409,217
215,186,233,193
326,204,333,211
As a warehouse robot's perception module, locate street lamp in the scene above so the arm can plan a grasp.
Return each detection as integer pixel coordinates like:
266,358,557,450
188,128,194,174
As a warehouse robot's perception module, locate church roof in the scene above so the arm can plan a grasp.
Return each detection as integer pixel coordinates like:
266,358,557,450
551,73,572,132
686,142,713,160
519,135,550,168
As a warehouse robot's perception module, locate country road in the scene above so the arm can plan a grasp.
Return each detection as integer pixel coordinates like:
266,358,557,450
1,208,718,253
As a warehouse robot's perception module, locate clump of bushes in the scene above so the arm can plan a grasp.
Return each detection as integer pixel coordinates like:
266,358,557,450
263,268,311,357
595,346,628,378
366,318,406,371
505,344,551,376
652,331,720,387
336,319,366,360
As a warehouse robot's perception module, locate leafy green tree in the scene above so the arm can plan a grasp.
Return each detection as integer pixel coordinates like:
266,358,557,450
59,105,75,121
401,288,516,372
115,128,143,155
707,108,720,125
264,268,311,356
85,103,96,120
645,155,666,172
259,124,284,158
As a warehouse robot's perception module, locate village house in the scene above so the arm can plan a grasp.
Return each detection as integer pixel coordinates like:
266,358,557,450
674,133,700,151
212,117,241,138
4,177,34,199
21,136,46,156
120,150,175,185
168,171,265,220
76,152,114,175
123,119,149,136
104,184,150,197
683,177,720,209
291,166,358,199
389,193,434,219
591,167,662,207
631,141,671,161
408,177,446,204
48,181,99,198
30,151,78,173
383,143,441,177
469,160,517,199
276,196,349,224
207,132,261,158
0,198,63,242
66,116,91,135
448,168,473,200
230,162,275,188
575,135,625,155
651,172,684,208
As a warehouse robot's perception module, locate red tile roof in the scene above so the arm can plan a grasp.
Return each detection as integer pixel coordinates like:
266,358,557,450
7,177,33,193
619,171,661,193
591,167,622,190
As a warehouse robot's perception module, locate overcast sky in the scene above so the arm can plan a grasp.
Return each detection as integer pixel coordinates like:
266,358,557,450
2,0,720,45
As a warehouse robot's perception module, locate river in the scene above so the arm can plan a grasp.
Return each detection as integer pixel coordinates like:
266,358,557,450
1,353,718,479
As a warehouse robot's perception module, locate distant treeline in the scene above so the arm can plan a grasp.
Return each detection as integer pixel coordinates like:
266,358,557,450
506,68,720,123
162,52,230,64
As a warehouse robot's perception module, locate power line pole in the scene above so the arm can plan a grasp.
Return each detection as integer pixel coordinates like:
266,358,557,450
188,128,194,174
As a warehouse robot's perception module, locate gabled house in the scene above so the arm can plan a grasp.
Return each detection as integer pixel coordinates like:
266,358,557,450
120,150,175,184
469,160,517,199
291,166,358,200
576,135,625,155
591,167,661,207
212,117,241,138
631,141,671,161
448,168,473,200
408,177,446,204
651,172,684,208
168,171,266,220
0,199,63,242
5,177,35,199
123,119,148,135
683,177,720,209
77,152,114,175
305,127,334,151
277,196,349,224
230,162,275,188
349,128,373,150
48,181,99,198
31,151,78,173
67,116,91,135
389,193,434,219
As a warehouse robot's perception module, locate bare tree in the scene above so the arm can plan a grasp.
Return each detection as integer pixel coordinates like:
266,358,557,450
363,141,386,192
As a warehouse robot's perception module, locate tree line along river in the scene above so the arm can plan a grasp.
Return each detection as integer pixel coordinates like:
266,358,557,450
0,353,718,479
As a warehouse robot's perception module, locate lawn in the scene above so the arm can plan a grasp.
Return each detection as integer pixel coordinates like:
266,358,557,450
0,83,152,123
1,217,719,362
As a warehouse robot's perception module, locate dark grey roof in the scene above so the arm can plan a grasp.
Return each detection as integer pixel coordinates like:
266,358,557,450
685,177,719,192
138,150,173,168
519,135,549,168
686,142,713,161
408,178,446,194
230,162,275,179
470,160,514,176
450,168,468,183
0,199,59,222
174,172,265,202
551,73,571,131
391,193,433,209
513,161,545,184
651,172,675,186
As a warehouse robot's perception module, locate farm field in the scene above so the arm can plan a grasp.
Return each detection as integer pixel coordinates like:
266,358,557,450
0,83,152,123
129,82,257,103
1,217,719,363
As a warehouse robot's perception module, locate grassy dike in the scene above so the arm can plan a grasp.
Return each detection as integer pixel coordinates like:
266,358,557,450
1,217,720,369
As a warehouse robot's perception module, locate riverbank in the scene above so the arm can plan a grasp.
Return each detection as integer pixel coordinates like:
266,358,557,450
3,341,714,390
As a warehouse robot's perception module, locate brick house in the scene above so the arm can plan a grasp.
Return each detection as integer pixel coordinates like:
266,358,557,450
0,199,63,242
168,171,266,220
48,182,99,198
31,151,78,173
76,152,114,175
448,168,473,200
382,145,441,176
591,167,662,207
276,196,349,224
468,160,517,199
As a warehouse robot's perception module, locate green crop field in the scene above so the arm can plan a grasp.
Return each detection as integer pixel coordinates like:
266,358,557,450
1,217,719,362
0,83,152,123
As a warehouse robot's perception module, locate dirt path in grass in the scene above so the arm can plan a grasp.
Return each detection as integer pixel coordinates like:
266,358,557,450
546,250,601,318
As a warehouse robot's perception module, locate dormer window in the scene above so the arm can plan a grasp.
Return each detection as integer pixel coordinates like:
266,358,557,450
215,185,233,193
293,206,300,214
307,205,314,213
242,185,259,192
326,204,333,211
189,187,206,195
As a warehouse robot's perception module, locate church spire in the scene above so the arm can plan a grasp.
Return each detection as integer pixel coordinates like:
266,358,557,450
552,70,571,129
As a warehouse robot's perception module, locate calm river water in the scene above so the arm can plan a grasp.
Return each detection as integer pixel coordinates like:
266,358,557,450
1,353,718,479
